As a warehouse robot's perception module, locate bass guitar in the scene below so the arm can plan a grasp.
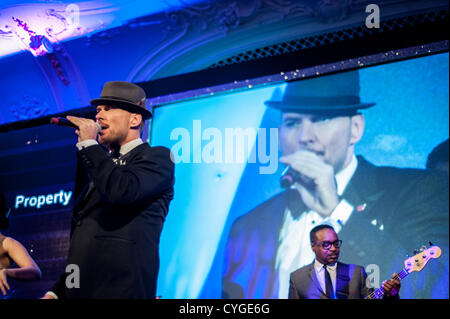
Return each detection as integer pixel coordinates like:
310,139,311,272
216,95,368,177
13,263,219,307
365,244,441,299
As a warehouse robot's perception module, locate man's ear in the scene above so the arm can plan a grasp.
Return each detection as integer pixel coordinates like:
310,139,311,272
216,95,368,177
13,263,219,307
349,114,365,146
130,113,143,129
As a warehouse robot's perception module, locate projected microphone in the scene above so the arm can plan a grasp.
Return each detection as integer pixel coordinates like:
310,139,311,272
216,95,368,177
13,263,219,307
280,165,300,189
50,117,101,133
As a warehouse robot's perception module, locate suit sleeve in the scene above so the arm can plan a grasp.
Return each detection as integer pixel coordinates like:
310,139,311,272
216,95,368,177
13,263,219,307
393,172,449,251
77,145,174,206
359,266,374,299
392,172,448,298
49,272,67,299
288,273,301,299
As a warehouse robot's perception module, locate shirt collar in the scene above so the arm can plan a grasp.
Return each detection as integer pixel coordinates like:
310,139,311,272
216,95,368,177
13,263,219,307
116,138,143,157
314,259,337,272
335,154,358,196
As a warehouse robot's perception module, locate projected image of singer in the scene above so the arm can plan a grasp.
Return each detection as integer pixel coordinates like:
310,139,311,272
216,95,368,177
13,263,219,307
222,71,449,299
42,81,175,299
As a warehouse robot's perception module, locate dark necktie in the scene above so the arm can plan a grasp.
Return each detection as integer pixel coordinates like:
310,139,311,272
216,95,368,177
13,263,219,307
324,266,335,299
110,150,122,164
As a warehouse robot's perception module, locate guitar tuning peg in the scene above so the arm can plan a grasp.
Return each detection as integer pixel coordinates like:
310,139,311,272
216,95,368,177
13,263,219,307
413,249,419,255
420,245,426,252
429,241,434,247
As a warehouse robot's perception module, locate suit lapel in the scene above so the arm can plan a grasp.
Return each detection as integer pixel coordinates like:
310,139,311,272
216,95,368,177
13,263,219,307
307,263,327,298
306,262,351,299
72,144,146,221
335,262,350,299
343,156,386,215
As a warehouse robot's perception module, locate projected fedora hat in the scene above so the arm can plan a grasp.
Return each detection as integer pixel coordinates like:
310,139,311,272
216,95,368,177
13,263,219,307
265,70,375,112
90,81,152,119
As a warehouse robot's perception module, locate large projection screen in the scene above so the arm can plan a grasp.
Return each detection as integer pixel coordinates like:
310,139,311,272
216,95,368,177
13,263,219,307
151,52,449,299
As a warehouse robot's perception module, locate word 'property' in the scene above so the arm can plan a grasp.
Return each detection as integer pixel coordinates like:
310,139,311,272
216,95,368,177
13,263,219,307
15,190,72,209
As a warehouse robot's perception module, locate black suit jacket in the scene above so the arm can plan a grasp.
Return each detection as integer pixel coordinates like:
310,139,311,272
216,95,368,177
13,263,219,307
51,143,174,299
288,262,373,299
222,156,449,299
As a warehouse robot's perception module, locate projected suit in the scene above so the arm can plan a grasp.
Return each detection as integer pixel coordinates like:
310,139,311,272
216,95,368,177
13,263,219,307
222,71,449,299
47,81,175,299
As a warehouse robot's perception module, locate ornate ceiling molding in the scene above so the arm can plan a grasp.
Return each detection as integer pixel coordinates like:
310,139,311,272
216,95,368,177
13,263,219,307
127,0,317,81
126,0,447,82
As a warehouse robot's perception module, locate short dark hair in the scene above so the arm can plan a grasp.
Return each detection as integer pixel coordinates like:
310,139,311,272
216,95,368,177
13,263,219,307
310,224,335,243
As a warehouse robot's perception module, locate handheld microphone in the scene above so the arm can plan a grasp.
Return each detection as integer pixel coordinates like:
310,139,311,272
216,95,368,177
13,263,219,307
50,117,101,134
280,165,300,188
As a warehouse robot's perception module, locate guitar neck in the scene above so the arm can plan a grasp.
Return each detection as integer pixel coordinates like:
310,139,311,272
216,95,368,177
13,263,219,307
365,268,409,299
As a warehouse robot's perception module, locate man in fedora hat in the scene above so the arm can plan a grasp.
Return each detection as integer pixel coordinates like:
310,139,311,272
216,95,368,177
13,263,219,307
42,81,175,299
222,71,448,299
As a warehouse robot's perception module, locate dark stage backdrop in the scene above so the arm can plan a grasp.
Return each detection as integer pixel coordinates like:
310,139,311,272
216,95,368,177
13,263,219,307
0,125,77,299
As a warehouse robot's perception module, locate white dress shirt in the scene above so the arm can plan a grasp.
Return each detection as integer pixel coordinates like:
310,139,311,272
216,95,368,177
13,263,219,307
314,259,337,296
276,155,357,298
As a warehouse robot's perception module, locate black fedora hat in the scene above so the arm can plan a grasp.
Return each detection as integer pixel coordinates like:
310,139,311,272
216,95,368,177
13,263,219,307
90,81,152,120
265,70,375,112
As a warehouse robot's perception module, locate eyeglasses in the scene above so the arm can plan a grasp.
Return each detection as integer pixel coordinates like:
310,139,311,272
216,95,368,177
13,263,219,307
314,240,342,249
